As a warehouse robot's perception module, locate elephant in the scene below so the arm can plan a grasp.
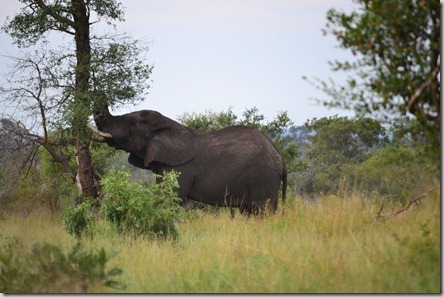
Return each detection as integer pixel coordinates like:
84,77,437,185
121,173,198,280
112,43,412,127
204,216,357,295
92,109,287,215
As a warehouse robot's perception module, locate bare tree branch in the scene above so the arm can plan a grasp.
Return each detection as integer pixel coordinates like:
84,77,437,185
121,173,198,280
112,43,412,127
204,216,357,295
407,64,440,125
0,118,39,200
375,187,437,223
0,48,78,188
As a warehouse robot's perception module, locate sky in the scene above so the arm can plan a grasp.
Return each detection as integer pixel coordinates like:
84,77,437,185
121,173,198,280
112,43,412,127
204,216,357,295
0,0,357,127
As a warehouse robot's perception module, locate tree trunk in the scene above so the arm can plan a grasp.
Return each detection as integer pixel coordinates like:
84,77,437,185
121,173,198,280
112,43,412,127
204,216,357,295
74,140,96,197
71,0,98,202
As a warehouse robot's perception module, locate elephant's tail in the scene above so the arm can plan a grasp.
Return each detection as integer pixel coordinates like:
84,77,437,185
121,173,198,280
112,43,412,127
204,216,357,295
282,162,287,205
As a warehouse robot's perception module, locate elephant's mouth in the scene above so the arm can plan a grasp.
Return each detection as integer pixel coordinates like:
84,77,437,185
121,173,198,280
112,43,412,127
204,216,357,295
87,124,113,142
88,124,136,153
109,138,132,151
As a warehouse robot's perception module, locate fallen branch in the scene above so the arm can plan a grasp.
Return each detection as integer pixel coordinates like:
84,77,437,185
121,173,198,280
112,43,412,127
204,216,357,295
375,187,437,223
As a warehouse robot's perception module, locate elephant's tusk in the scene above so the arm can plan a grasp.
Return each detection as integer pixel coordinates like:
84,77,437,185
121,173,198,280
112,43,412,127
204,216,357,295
87,124,113,139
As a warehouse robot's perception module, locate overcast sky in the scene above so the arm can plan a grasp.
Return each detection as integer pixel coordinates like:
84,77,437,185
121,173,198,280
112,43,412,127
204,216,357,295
0,0,357,126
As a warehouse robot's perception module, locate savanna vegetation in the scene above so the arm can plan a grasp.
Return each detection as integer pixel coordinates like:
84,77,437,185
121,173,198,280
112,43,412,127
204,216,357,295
0,188,440,293
0,0,440,293
0,107,439,293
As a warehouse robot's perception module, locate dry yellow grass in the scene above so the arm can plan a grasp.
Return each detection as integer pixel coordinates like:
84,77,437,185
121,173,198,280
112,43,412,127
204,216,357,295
0,190,440,293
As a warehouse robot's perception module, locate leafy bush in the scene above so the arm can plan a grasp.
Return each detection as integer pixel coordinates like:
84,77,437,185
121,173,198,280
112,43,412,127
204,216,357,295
340,145,433,202
0,240,124,293
62,198,96,239
101,169,182,239
12,164,76,215
294,116,387,196
61,169,182,240
391,222,440,292
3,135,116,216
7,141,110,216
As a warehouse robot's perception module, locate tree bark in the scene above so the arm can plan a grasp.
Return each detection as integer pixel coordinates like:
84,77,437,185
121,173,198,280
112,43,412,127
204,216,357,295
74,140,97,198
71,0,98,201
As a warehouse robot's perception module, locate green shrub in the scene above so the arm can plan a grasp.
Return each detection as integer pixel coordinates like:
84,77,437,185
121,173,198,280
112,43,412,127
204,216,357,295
62,198,96,239
390,222,440,292
341,146,433,202
12,165,75,215
297,116,387,196
101,169,182,239
0,240,124,293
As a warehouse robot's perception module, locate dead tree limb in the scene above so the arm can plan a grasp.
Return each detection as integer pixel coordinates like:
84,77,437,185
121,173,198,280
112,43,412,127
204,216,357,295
375,187,438,223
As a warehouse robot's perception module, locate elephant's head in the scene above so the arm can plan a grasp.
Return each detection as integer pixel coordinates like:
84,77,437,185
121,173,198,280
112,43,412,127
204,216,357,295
93,110,195,168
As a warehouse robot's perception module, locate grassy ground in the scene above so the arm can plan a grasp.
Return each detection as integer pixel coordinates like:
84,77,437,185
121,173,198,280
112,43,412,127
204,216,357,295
0,191,440,293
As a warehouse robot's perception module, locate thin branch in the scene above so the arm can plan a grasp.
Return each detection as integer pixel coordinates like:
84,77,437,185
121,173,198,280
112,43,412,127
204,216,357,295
22,144,39,179
407,65,440,118
34,0,76,29
376,199,385,218
27,57,49,143
375,187,437,223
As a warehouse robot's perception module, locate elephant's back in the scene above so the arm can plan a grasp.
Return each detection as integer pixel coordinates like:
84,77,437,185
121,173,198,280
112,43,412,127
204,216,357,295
205,125,283,168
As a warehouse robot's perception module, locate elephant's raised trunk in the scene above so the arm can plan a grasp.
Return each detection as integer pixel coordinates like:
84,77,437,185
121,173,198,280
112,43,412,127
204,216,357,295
87,124,113,142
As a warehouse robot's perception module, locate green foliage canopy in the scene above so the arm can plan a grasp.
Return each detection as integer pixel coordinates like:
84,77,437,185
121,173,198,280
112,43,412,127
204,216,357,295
342,145,433,203
305,116,387,165
2,0,125,47
2,0,153,126
1,0,153,200
299,116,387,195
311,0,440,150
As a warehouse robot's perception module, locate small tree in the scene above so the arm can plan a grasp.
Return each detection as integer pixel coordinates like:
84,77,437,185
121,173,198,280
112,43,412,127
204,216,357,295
341,145,435,203
1,0,152,203
307,0,440,157
299,116,387,195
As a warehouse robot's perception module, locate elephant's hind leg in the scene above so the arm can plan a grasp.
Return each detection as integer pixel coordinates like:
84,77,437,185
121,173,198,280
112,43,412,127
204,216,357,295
238,200,269,217
251,182,279,214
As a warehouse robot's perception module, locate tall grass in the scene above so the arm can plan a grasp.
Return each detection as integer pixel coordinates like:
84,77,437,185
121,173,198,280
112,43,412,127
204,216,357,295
0,190,440,293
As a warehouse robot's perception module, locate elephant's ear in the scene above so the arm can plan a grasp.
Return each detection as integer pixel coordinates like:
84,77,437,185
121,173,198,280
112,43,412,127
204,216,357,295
144,127,195,167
